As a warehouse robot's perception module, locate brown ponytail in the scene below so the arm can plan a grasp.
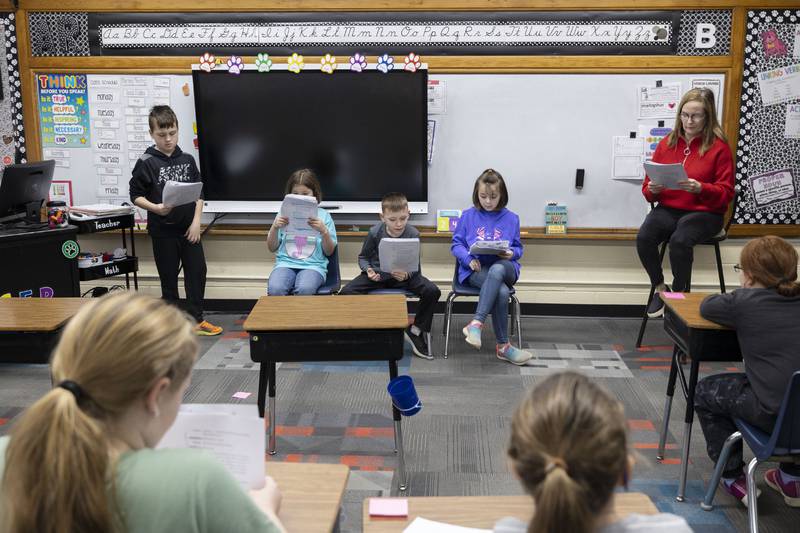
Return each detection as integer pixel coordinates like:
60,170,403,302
1,293,198,533
740,236,800,297
508,372,628,533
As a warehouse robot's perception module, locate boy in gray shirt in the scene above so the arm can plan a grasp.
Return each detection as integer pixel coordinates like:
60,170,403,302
339,193,440,359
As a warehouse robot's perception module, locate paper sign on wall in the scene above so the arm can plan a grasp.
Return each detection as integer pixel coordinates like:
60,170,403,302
785,104,800,139
638,83,681,119
757,64,800,106
749,169,797,208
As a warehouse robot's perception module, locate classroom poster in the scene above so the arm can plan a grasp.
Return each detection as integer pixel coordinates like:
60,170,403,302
785,104,800,138
749,169,797,208
38,74,90,148
637,83,681,119
427,79,446,115
691,78,723,117
611,135,644,180
427,119,436,163
638,124,672,163
793,25,800,58
757,64,800,106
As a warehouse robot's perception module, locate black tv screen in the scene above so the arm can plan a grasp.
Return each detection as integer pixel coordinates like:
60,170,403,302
192,67,428,212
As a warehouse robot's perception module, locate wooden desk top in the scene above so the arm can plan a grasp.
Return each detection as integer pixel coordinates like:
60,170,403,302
267,462,349,533
661,292,731,331
362,492,657,532
0,298,87,332
243,295,409,332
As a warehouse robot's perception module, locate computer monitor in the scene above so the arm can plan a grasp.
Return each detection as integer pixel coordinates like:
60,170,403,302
0,160,55,225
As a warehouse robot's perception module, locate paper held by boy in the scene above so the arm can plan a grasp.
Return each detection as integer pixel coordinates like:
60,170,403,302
162,181,203,207
379,237,420,273
280,193,318,237
469,240,510,256
158,403,265,489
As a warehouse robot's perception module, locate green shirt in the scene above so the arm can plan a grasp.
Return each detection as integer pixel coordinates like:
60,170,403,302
0,436,280,533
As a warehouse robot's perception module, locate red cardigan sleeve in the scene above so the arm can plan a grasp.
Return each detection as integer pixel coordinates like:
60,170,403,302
697,140,735,213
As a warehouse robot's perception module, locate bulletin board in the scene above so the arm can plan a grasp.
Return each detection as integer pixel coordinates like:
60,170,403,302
734,9,800,226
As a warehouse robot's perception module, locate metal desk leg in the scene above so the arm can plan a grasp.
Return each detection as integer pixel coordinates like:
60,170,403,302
389,360,407,492
268,361,277,455
677,358,700,502
658,346,680,460
257,357,267,418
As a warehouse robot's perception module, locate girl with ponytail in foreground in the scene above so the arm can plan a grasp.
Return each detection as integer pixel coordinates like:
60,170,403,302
0,292,285,533
496,372,691,533
696,235,800,507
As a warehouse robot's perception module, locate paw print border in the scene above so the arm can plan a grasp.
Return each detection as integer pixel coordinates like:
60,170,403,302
0,13,25,163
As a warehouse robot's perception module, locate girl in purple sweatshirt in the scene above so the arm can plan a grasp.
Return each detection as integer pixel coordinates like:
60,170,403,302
451,169,532,365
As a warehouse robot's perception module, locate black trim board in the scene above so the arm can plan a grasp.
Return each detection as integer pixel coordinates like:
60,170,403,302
202,299,645,318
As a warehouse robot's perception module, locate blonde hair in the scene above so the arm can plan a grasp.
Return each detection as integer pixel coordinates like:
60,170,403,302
508,372,628,533
1,293,198,533
740,235,800,297
667,88,727,155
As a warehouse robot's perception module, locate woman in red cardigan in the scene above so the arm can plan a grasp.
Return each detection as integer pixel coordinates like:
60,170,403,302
637,88,735,317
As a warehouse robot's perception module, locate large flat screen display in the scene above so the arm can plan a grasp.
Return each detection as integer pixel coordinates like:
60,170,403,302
192,66,428,213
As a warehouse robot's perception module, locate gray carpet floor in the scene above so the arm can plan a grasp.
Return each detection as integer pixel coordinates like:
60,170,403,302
0,312,796,533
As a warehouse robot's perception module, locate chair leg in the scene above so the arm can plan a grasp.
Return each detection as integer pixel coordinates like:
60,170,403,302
426,331,433,358
443,292,456,359
701,431,742,511
512,295,523,348
442,291,453,335
636,243,667,348
746,457,760,533
635,283,657,349
714,242,726,293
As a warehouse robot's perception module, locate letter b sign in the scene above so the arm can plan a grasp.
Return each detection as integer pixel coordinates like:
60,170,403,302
695,24,716,49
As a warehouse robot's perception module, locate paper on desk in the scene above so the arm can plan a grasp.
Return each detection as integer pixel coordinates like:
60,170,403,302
643,162,688,190
661,292,686,299
469,240,510,256
369,497,409,516
158,403,265,490
403,517,491,533
280,194,318,237
162,181,203,207
378,237,420,273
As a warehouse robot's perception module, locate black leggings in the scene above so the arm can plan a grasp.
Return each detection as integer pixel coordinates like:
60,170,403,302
636,205,723,292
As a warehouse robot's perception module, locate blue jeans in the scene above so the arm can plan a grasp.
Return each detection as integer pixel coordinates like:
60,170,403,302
468,260,517,344
267,267,324,295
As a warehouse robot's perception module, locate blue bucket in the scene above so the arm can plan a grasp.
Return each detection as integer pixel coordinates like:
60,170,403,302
387,375,422,417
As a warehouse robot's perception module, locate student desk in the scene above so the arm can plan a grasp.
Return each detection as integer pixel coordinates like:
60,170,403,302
267,462,349,533
362,492,657,532
658,292,741,502
0,297,87,363
244,294,409,488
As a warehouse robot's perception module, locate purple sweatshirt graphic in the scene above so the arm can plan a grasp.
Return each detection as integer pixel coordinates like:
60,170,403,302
450,207,523,283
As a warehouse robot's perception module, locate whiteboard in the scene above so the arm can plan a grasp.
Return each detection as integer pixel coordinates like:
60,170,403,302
40,72,724,228
427,73,725,228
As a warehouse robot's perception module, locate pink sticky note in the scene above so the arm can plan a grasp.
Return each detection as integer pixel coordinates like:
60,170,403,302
232,391,252,399
661,292,686,300
368,498,408,517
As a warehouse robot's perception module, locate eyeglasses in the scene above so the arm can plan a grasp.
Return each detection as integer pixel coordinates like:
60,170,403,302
733,264,742,273
680,112,705,122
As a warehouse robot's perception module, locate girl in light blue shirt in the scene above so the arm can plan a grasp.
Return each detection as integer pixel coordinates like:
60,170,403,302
266,169,337,295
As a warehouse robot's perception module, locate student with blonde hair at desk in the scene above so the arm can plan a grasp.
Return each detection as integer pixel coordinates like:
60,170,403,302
696,235,800,507
496,371,691,533
0,292,285,533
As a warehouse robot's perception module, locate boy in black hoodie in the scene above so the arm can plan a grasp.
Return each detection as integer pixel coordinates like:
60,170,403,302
129,105,221,335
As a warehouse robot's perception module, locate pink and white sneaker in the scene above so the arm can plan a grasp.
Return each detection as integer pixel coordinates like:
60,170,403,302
765,468,800,507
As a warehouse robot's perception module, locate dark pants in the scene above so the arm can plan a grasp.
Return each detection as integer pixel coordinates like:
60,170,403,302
695,373,800,477
151,235,207,323
339,272,441,332
636,206,723,292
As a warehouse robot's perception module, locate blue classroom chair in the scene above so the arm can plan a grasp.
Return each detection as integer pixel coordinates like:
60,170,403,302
316,246,341,295
441,261,521,358
701,371,800,533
